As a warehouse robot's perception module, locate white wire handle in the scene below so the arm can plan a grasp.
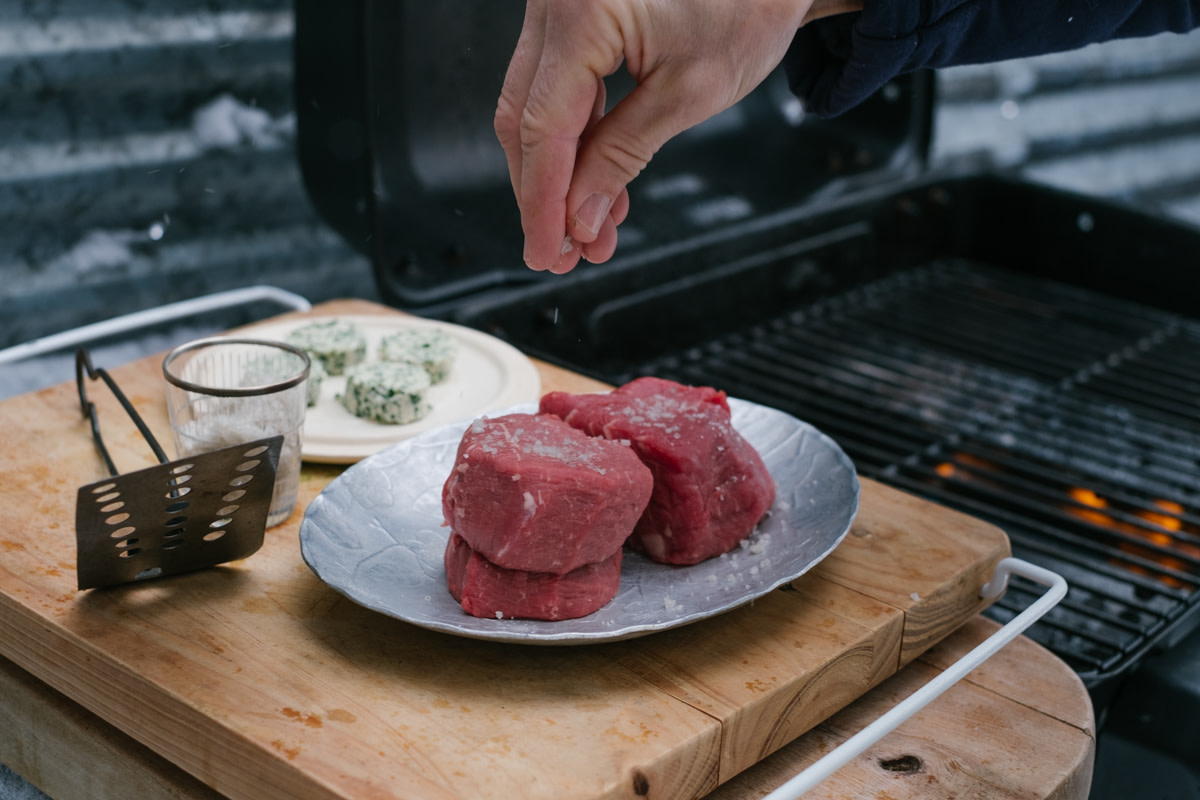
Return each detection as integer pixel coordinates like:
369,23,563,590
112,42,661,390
762,556,1068,799
0,285,312,366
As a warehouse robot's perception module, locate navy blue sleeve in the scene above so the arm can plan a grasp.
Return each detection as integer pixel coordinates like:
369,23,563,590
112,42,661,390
785,0,1200,117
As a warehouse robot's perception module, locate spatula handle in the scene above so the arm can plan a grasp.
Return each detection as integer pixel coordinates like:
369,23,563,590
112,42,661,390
75,348,171,475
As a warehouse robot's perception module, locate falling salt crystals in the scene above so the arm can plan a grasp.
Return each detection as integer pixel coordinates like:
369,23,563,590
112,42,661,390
910,592,921,602
495,611,504,619
664,597,677,611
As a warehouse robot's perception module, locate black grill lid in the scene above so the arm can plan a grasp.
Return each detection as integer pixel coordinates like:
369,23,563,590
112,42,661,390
293,0,934,313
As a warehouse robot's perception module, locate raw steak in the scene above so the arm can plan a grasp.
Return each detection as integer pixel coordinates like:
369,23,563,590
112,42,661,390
441,413,653,574
444,533,622,621
540,377,776,565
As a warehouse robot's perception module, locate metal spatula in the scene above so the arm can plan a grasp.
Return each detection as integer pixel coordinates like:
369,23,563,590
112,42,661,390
73,349,281,590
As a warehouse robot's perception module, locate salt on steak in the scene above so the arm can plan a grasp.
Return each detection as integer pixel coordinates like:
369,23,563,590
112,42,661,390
444,533,622,621
540,377,776,565
441,413,653,575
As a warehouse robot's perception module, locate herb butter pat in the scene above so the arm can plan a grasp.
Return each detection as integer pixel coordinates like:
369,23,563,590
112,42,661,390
379,328,459,383
305,358,327,406
339,361,432,424
285,318,367,376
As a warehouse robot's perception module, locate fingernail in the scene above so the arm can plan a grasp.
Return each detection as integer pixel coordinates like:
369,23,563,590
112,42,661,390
575,193,612,237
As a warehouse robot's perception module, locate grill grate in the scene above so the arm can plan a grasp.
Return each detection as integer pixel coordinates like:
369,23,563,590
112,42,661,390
629,260,1200,686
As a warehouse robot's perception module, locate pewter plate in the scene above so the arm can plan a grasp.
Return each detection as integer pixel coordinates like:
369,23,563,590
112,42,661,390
299,399,860,644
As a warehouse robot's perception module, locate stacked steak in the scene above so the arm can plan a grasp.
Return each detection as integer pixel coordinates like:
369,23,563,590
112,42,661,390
441,377,776,621
442,413,653,620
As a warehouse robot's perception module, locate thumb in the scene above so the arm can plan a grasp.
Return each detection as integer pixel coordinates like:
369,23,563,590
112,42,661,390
565,75,715,242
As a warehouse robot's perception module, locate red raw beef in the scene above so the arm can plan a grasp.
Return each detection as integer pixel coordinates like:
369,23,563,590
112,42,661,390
441,413,652,575
539,377,776,565
444,533,622,621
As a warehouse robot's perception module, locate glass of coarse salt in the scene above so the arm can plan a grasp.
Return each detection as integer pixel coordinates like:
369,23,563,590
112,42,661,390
162,337,311,528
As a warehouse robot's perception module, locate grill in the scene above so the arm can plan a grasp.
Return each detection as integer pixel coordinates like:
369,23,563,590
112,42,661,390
455,235,1200,703
639,260,1200,684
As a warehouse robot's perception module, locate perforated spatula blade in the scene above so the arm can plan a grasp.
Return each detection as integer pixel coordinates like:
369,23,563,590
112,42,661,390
75,436,281,590
72,348,281,590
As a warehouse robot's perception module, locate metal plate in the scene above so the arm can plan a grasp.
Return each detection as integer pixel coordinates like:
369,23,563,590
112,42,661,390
299,399,860,644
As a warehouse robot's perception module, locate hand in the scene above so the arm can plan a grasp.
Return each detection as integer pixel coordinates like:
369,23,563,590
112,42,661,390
495,0,817,274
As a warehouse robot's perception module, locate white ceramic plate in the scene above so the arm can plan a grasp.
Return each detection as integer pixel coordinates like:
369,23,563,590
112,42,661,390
242,315,541,463
299,398,860,644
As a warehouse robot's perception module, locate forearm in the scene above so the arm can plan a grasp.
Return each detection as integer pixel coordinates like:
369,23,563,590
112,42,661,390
787,0,1200,117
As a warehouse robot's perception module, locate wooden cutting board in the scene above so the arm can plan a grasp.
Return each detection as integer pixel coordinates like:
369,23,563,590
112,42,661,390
0,299,1010,800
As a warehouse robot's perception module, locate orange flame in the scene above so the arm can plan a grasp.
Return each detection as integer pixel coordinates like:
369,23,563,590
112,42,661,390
1067,488,1196,592
1067,487,1112,527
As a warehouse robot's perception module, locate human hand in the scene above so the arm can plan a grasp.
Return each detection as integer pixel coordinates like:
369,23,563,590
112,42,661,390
494,0,816,274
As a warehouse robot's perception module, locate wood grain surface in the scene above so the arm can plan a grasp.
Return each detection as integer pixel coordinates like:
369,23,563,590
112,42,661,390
0,299,1042,800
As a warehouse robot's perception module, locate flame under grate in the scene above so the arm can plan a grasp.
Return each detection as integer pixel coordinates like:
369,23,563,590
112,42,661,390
629,259,1200,685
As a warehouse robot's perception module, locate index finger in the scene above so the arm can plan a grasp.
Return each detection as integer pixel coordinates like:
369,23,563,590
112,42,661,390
495,0,547,210
517,7,622,270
